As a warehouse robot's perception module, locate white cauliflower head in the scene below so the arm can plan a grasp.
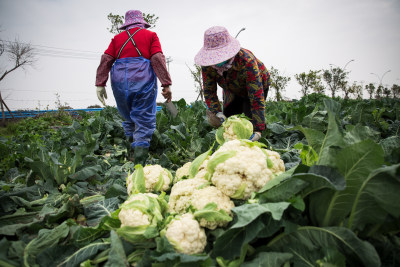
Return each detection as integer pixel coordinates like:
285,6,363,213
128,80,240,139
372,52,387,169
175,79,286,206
174,162,191,184
191,186,235,229
215,115,253,144
168,178,210,214
208,139,283,200
264,149,285,174
164,213,207,255
126,164,173,195
118,193,164,228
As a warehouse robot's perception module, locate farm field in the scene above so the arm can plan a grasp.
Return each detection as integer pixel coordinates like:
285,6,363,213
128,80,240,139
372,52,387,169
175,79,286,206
0,94,399,267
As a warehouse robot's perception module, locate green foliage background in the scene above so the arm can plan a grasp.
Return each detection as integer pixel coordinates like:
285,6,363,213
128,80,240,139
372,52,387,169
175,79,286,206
0,95,399,266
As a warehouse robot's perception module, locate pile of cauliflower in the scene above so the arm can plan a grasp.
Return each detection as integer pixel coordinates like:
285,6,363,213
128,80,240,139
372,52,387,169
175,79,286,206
116,120,285,255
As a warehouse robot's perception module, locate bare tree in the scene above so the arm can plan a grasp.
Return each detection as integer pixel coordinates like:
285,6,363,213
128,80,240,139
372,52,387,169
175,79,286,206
187,64,204,101
0,39,36,82
0,38,36,124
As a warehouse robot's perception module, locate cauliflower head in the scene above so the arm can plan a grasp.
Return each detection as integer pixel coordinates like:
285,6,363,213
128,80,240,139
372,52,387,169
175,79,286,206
208,139,283,200
174,162,191,184
168,178,210,214
127,164,173,195
215,115,253,145
164,213,207,254
191,186,235,229
118,193,164,228
264,149,285,174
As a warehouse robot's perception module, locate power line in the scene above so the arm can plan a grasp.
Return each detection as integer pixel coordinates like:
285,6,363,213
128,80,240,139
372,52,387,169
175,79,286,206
0,39,102,60
0,39,101,54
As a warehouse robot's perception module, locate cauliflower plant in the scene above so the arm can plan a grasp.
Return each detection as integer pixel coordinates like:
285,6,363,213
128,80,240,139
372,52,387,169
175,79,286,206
117,193,168,243
118,193,166,228
191,186,235,229
168,174,234,230
215,114,253,144
174,162,191,184
264,149,285,174
208,139,285,200
168,178,210,214
127,164,173,195
163,213,207,255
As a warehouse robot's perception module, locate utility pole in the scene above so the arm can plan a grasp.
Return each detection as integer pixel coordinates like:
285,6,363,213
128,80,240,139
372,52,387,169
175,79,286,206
370,70,391,87
166,56,173,72
235,28,246,38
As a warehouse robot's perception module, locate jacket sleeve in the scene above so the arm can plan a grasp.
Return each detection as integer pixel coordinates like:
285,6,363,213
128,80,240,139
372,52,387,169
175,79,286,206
150,32,163,57
150,52,172,87
244,60,266,132
202,67,222,113
95,53,115,87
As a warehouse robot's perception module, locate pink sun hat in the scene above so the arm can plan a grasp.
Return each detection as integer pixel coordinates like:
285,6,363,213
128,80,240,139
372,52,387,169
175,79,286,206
194,26,241,67
119,10,151,30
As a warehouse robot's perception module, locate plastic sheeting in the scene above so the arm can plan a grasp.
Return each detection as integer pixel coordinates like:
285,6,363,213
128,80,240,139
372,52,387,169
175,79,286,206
110,57,157,148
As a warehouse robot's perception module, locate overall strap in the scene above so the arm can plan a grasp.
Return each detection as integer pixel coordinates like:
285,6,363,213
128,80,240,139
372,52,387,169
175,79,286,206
116,28,142,59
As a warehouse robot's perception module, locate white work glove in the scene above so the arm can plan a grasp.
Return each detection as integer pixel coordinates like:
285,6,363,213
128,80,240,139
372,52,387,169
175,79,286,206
250,132,262,142
216,112,226,124
96,86,107,106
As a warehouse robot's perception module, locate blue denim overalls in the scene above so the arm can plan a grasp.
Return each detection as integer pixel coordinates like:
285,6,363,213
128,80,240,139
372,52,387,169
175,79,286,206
110,28,157,149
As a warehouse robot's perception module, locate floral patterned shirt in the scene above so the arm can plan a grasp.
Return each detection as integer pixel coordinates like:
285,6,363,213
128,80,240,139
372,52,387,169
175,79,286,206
202,48,270,132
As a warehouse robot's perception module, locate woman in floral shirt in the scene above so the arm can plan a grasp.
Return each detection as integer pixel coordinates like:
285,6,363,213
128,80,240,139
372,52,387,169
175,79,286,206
194,26,270,141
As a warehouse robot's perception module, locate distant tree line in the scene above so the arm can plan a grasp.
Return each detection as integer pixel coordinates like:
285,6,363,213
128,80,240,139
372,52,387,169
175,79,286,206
268,66,399,101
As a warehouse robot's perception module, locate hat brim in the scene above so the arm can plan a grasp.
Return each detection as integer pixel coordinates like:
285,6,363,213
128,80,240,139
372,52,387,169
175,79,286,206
194,36,241,66
119,22,151,30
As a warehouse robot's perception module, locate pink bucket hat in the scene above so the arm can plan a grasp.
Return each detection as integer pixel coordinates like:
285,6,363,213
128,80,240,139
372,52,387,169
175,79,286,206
119,10,150,30
194,26,241,66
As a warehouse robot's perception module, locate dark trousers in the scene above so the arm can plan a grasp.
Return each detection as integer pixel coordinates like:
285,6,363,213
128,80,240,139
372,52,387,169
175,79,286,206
223,95,252,119
223,85,269,120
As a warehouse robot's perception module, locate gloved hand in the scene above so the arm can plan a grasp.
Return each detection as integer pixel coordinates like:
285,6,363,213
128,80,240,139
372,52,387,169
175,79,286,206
161,86,172,102
250,132,262,142
96,86,107,106
216,112,226,124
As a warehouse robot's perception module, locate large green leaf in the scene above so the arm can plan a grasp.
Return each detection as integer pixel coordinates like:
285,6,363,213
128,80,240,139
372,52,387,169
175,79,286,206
257,178,308,203
58,242,110,267
317,99,346,164
104,230,128,267
292,165,346,197
23,222,70,266
241,252,293,267
347,164,400,232
231,202,290,228
0,238,20,267
212,217,267,260
290,125,325,156
82,197,120,226
267,226,380,267
310,139,384,227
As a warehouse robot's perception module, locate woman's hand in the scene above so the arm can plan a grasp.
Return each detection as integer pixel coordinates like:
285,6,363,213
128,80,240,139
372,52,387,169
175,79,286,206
161,86,172,102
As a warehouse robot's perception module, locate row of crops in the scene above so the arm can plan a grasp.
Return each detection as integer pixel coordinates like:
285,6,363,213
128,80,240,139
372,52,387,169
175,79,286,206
0,93,399,266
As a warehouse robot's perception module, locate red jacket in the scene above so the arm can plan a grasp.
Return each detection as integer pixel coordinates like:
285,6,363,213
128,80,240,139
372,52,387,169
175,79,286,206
104,27,163,59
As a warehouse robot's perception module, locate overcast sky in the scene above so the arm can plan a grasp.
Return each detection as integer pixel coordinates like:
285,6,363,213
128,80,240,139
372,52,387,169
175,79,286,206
0,0,399,110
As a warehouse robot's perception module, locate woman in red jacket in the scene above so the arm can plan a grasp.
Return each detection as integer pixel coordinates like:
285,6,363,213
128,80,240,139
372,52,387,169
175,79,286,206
95,10,172,165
